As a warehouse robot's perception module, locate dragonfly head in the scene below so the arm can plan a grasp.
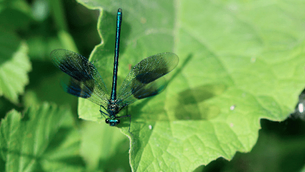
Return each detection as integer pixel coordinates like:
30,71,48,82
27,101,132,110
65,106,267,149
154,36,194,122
105,118,120,126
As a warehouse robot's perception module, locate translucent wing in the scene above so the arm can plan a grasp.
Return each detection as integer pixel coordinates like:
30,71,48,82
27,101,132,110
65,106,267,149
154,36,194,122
117,52,179,109
50,49,109,107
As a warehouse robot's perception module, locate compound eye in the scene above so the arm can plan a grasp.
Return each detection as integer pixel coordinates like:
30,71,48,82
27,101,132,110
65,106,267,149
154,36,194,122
105,119,110,123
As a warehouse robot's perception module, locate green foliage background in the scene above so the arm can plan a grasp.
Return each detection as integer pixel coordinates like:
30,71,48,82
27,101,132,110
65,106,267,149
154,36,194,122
1,0,305,171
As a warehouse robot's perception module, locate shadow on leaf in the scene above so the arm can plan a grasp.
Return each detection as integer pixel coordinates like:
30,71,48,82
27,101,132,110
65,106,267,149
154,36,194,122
175,83,227,120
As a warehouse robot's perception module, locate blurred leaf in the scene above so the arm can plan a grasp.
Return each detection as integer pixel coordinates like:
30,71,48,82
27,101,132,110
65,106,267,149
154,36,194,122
0,30,31,104
0,97,21,120
0,0,32,14
220,120,305,172
0,103,85,171
27,36,63,60
0,7,32,30
32,0,49,21
23,60,77,111
80,121,130,171
49,0,79,52
74,0,305,171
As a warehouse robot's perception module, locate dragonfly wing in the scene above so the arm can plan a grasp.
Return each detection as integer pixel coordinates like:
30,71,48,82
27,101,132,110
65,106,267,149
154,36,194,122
117,52,178,108
117,78,167,108
50,49,109,107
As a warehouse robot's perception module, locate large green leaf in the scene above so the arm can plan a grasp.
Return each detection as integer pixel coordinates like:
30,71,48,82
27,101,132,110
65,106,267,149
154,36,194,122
76,0,305,171
80,121,130,171
0,103,85,171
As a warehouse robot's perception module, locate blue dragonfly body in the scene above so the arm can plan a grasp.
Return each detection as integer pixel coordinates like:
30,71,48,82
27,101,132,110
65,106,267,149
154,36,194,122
50,8,179,126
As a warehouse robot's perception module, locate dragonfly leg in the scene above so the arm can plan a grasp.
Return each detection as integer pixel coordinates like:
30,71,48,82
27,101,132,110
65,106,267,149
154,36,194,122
117,105,131,118
117,106,132,132
99,106,110,119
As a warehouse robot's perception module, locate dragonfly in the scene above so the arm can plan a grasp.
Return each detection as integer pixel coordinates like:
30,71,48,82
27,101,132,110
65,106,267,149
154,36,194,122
50,8,179,126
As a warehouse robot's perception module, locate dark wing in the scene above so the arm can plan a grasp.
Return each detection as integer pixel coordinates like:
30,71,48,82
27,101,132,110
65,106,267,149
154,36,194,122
50,49,109,107
117,52,179,109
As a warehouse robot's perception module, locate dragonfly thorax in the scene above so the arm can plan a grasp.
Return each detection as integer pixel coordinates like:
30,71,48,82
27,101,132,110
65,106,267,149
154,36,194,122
108,100,119,115
104,100,121,126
